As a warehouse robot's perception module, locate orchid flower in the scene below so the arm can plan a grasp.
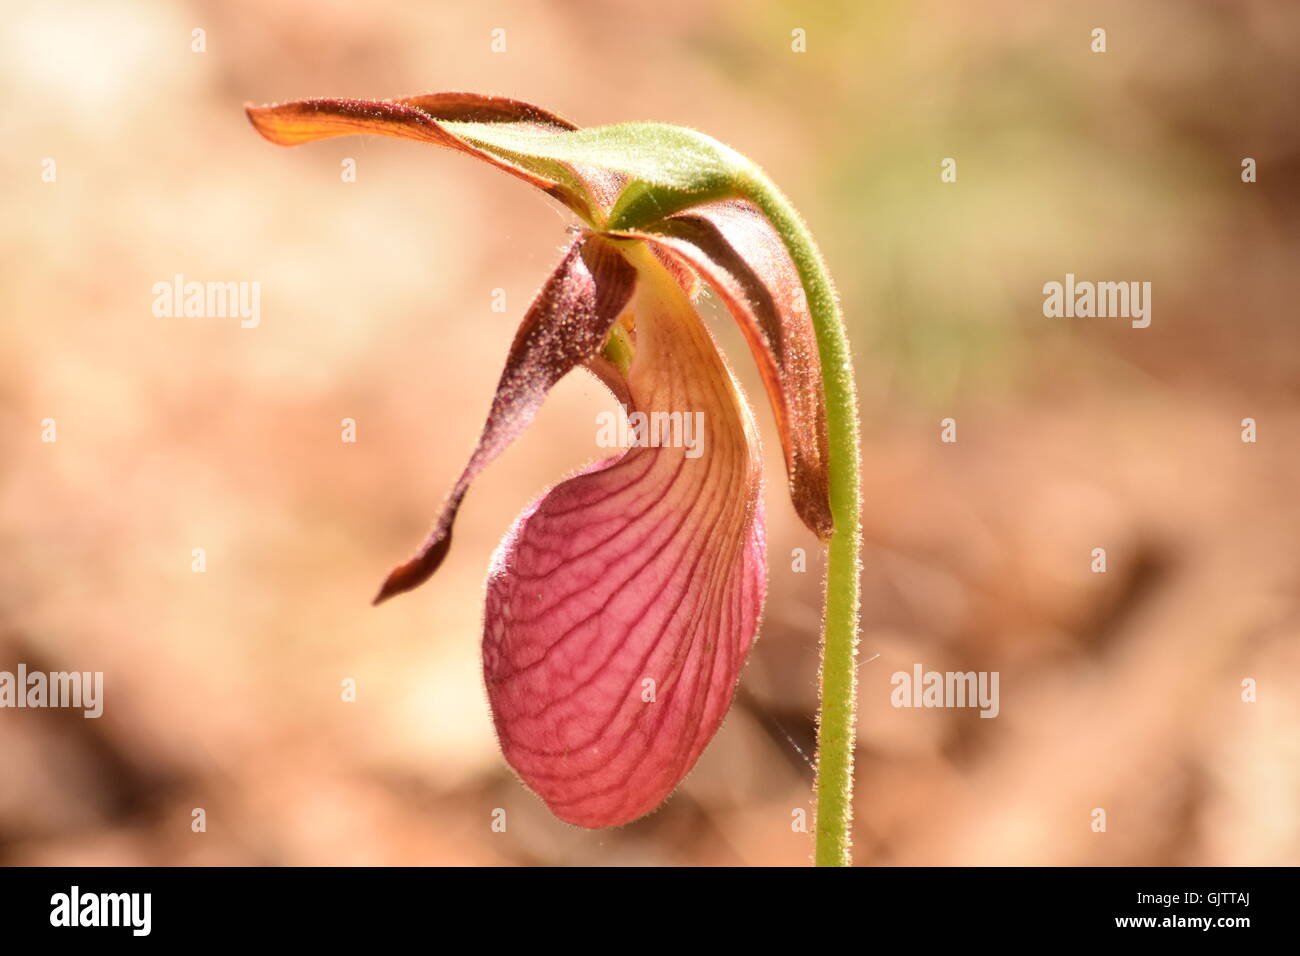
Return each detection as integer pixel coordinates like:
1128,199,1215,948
247,93,862,863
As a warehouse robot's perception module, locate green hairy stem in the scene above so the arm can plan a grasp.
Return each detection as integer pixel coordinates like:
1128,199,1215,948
740,175,861,868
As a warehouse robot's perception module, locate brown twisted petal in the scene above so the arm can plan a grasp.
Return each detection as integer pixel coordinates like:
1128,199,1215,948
244,93,626,222
620,201,833,538
373,235,637,604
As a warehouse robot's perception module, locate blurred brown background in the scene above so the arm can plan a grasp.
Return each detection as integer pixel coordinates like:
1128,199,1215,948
2,0,1297,865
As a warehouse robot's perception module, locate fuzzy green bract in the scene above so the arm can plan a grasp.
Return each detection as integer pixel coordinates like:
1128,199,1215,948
441,120,754,229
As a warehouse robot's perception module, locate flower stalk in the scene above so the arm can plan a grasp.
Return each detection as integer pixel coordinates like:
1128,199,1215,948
740,176,861,868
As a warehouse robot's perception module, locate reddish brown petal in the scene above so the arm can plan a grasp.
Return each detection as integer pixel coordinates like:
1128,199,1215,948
394,92,578,128
619,201,832,538
373,235,636,604
245,93,625,222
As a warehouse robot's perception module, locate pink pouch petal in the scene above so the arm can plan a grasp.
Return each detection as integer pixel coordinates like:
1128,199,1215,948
483,242,767,827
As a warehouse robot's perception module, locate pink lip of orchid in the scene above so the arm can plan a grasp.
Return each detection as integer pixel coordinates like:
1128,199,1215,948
246,92,833,828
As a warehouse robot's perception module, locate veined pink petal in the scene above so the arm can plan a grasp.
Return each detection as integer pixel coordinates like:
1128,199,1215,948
483,242,766,828
374,235,636,604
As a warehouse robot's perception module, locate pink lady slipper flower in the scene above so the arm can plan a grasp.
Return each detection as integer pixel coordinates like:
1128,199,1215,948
247,93,859,838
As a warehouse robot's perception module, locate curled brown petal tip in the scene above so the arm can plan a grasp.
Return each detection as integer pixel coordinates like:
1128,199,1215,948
371,514,458,605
